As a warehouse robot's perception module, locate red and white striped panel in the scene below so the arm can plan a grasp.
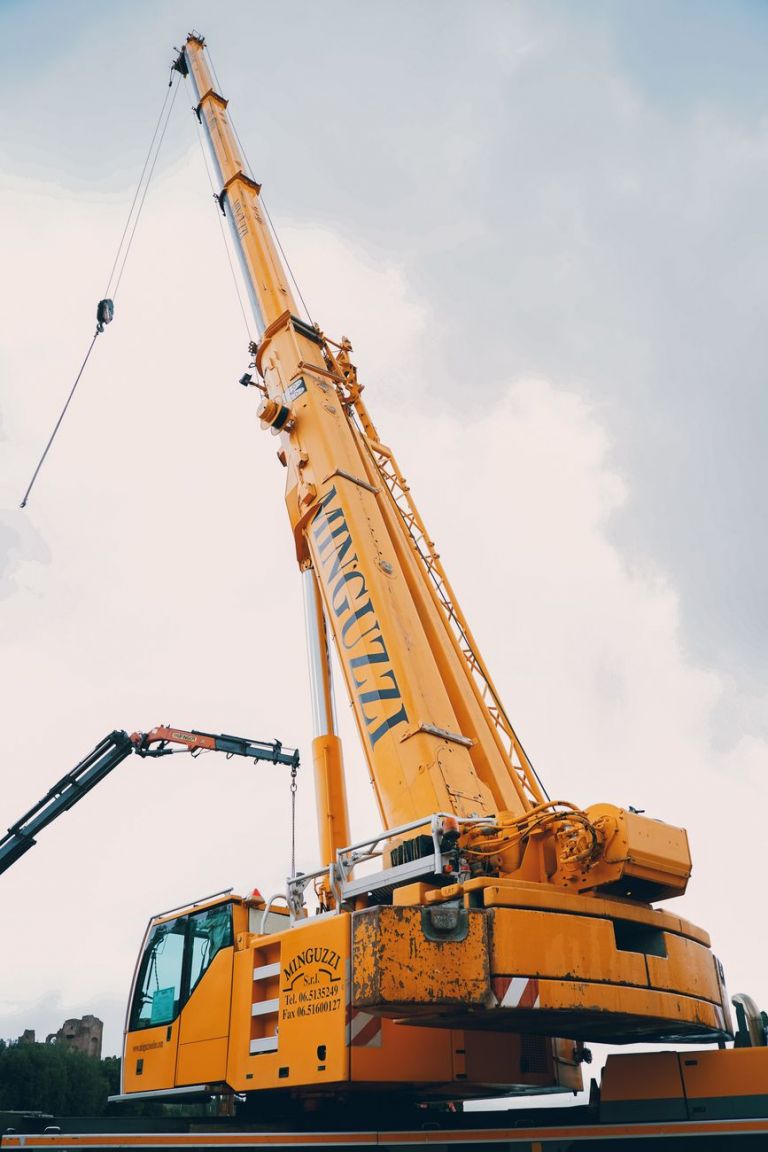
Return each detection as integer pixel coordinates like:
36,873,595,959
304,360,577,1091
492,976,540,1010
346,1005,383,1048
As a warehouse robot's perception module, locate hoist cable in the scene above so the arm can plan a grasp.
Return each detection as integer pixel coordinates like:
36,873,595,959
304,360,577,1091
19,334,99,509
103,78,175,300
112,75,181,300
185,75,253,342
19,75,181,509
260,195,315,329
290,764,298,879
205,46,315,328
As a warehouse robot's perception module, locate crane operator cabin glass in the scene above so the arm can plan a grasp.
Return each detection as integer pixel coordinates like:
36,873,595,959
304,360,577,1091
130,903,233,1029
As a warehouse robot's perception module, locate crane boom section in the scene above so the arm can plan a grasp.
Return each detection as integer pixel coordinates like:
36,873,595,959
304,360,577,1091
0,731,134,876
181,35,543,827
183,41,297,334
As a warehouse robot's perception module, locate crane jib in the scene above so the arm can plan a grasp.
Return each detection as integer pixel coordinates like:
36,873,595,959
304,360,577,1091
311,485,408,748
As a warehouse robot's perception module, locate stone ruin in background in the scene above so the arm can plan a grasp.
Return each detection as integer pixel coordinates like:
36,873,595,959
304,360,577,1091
43,1015,103,1060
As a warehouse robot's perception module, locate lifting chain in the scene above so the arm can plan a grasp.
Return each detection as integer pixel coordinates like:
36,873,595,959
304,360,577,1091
290,763,298,879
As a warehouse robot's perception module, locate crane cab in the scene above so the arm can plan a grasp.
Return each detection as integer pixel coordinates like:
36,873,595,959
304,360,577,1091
119,890,582,1108
121,894,245,1098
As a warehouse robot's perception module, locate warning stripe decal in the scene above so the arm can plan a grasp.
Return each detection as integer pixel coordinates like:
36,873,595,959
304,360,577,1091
492,976,540,1009
346,1001,383,1047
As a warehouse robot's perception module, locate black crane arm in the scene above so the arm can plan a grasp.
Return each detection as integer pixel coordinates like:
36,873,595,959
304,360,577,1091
0,726,298,877
0,730,134,876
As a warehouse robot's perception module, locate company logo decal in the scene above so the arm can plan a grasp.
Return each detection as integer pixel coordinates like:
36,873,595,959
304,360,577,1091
281,945,342,1021
311,485,408,748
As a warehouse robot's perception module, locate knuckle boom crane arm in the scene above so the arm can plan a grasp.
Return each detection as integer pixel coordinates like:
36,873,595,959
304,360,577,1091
0,727,298,877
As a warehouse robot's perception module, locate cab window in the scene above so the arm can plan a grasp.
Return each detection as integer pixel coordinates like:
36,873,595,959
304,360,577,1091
129,903,233,1031
187,903,233,996
130,917,186,1030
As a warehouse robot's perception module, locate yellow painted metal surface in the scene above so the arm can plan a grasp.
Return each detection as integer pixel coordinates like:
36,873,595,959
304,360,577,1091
348,900,726,1042
602,1050,684,1104
176,1037,228,1086
491,908,649,985
350,1017,455,1085
227,911,350,1092
478,878,711,944
352,906,490,1009
646,932,720,999
312,733,350,867
178,948,233,1046
576,805,692,898
122,1019,179,1094
601,1047,768,1123
224,910,577,1097
680,1047,768,1100
274,914,349,1083
522,980,725,1037
185,41,296,329
176,947,233,1084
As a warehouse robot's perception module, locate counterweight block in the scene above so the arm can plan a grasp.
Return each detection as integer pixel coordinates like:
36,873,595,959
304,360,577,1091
351,887,732,1044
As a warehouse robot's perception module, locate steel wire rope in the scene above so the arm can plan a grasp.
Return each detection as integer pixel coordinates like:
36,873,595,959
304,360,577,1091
290,765,298,879
205,46,315,328
20,74,182,508
112,74,181,300
260,195,316,329
184,75,253,342
102,78,175,300
19,334,99,508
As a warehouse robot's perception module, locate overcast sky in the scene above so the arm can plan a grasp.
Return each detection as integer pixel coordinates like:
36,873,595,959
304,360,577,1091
1,0,767,1086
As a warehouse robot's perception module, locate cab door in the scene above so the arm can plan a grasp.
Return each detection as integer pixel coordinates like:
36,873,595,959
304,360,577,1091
176,902,234,1086
123,916,186,1094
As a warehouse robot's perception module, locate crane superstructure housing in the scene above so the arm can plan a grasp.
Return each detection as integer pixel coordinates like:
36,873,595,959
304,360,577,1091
107,33,738,1111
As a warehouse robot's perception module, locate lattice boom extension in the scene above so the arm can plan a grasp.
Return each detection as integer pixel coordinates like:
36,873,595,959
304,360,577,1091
317,330,546,811
360,427,546,810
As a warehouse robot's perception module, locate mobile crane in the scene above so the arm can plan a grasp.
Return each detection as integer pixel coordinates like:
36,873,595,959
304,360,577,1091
4,31,768,1151
110,29,761,1107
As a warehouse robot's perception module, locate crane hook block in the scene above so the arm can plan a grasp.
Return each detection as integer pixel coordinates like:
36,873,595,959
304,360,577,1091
96,298,114,334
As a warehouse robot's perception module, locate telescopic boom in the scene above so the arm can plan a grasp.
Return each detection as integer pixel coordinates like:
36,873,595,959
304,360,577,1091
166,32,732,1050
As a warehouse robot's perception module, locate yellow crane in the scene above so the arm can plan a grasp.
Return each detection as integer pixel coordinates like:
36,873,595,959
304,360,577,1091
4,27,768,1150
106,33,742,1113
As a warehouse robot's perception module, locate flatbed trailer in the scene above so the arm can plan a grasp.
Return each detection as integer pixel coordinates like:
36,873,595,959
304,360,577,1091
4,1114,768,1151
3,1041,768,1149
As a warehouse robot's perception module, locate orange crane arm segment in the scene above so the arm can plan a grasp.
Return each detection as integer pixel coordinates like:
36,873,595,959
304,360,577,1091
180,34,546,828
